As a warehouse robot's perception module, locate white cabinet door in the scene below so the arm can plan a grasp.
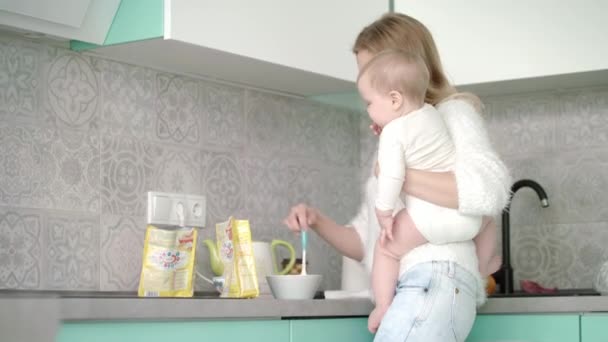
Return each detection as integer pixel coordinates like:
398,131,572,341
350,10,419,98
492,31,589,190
167,0,388,88
395,0,608,87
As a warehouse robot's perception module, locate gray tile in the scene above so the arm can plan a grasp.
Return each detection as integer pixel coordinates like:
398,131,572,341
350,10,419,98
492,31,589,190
45,49,100,129
99,59,155,140
100,215,145,291
287,163,322,206
242,156,288,226
0,37,42,123
48,127,100,212
0,124,99,211
557,87,608,149
485,93,557,157
553,148,608,223
200,82,245,149
511,222,608,290
151,145,201,195
0,124,56,207
45,212,99,290
101,134,159,216
200,150,246,226
0,207,43,289
154,73,201,146
315,167,360,225
289,99,326,160
245,90,292,157
321,107,359,166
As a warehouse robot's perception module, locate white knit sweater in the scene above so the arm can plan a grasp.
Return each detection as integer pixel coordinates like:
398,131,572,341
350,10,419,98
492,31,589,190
437,99,511,215
349,98,510,304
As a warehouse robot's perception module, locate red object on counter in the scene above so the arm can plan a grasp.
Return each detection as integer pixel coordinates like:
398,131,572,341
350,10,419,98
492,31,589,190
520,280,558,294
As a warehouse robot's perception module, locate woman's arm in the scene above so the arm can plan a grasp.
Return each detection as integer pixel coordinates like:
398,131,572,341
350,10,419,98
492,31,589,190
370,123,460,209
314,213,364,262
283,203,364,261
437,99,511,215
387,99,511,215
403,169,459,209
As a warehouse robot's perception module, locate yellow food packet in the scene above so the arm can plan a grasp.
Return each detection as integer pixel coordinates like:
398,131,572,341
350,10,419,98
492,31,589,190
137,225,197,297
216,217,259,298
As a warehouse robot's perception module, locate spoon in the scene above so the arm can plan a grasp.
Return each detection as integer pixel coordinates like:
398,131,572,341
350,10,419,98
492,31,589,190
301,229,308,275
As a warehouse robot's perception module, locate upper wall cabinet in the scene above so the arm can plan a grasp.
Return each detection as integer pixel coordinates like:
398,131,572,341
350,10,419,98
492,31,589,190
0,0,121,44
395,0,608,95
70,0,388,97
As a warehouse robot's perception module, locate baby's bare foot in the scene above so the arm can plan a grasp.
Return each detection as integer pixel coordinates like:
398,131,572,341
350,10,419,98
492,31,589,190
368,306,388,333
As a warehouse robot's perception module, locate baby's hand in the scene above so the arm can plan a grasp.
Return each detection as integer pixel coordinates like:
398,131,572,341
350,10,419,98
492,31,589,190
375,208,394,245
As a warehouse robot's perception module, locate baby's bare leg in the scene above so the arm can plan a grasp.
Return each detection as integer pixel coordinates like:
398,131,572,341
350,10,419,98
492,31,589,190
369,209,427,333
475,217,501,276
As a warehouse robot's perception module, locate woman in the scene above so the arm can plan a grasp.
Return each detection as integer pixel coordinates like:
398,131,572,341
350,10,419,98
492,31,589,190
284,13,510,342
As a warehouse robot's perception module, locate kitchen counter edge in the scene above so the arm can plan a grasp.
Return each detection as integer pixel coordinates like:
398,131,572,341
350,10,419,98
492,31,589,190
2,295,608,321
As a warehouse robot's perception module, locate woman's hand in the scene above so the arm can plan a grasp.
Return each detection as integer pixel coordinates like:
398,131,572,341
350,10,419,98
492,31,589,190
283,203,320,233
284,203,365,262
403,170,459,209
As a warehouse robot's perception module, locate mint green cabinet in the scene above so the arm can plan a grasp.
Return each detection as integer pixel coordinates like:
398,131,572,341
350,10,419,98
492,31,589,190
467,314,580,342
57,320,290,342
291,318,373,342
581,314,608,342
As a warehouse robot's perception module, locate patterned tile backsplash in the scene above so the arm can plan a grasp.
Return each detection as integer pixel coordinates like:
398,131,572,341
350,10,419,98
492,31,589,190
0,34,360,291
484,88,608,290
2,32,608,293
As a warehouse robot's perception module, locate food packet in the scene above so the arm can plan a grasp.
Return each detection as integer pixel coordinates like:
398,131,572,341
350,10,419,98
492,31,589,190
137,225,197,297
216,217,259,298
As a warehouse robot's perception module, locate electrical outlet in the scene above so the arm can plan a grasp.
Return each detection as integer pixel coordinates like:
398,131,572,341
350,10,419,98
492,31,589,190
147,191,206,228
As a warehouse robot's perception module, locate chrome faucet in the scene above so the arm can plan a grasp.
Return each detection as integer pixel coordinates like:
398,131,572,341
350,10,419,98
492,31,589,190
496,179,549,294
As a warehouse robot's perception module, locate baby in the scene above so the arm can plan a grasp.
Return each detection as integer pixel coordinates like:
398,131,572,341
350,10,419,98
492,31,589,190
356,49,500,331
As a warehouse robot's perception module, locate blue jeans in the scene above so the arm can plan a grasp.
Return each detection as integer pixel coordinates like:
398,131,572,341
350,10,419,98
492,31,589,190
374,261,479,342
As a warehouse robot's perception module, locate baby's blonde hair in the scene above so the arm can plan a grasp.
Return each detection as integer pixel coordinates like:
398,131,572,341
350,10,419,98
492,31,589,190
357,49,429,106
354,12,482,111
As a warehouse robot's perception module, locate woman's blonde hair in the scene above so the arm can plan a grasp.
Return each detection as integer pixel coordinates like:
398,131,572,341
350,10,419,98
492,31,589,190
353,13,482,111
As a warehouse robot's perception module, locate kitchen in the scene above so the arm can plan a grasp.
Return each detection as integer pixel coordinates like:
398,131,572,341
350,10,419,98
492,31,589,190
1,0,608,341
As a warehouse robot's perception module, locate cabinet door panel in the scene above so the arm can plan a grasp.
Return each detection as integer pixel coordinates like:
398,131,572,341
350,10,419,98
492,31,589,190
467,314,580,342
58,320,290,342
581,314,608,342
291,318,373,342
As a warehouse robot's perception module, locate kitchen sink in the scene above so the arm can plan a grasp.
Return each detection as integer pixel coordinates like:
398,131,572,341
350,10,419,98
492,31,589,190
489,288,600,298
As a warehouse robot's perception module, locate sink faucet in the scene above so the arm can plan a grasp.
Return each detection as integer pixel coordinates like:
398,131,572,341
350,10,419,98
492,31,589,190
496,179,549,294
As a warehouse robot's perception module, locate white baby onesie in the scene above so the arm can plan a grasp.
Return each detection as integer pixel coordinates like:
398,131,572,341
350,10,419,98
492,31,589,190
375,103,481,243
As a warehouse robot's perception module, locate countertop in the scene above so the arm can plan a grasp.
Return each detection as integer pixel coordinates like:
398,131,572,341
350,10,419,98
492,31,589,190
2,290,608,321
3,290,608,342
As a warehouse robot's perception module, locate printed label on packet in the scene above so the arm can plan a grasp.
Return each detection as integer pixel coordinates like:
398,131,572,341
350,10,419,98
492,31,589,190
138,225,197,297
216,217,259,298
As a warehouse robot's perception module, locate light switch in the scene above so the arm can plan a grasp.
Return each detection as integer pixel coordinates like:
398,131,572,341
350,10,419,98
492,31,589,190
147,192,206,228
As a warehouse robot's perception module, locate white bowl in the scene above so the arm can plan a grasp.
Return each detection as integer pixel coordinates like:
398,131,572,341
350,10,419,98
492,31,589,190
266,274,322,300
